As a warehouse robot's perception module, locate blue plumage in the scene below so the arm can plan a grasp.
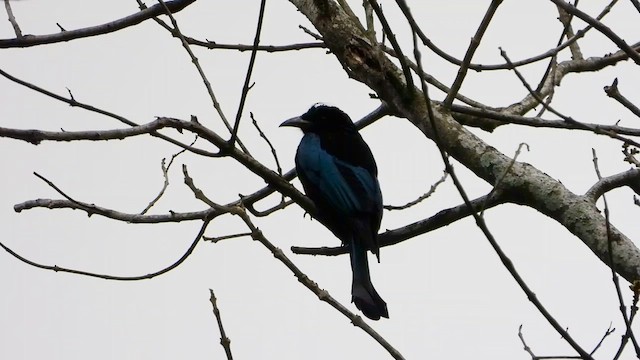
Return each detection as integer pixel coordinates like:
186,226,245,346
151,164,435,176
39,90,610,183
296,134,381,217
281,104,388,320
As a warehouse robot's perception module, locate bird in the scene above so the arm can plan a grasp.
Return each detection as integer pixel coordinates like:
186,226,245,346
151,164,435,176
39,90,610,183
280,103,388,320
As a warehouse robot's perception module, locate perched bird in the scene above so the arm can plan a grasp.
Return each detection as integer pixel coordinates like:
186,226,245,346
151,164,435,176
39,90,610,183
281,103,388,320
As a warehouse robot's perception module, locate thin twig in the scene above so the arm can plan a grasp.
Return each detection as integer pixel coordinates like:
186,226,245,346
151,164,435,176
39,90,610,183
250,112,283,176
590,323,615,356
182,164,225,209
209,289,233,360
228,0,266,149
140,137,195,215
298,25,323,40
3,0,22,38
384,170,448,210
518,325,538,359
444,0,503,107
518,324,584,359
204,232,252,243
245,198,295,217
0,219,211,280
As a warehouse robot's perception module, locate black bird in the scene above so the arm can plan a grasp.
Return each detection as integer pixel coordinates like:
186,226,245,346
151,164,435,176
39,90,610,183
281,104,388,320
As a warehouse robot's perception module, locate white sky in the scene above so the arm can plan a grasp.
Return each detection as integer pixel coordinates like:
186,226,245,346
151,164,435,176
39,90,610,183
1,1,639,359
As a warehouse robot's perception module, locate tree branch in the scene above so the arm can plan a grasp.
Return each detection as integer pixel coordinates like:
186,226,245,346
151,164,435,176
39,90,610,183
604,78,640,119
0,0,196,48
0,219,211,280
549,0,640,65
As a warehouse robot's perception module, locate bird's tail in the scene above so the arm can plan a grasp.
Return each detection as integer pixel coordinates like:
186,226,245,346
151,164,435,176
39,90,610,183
349,239,389,320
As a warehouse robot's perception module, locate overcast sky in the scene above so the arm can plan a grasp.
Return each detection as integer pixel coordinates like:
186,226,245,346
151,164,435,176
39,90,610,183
1,1,639,359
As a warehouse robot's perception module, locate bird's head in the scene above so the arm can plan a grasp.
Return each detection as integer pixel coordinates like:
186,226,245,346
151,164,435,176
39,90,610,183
280,103,355,134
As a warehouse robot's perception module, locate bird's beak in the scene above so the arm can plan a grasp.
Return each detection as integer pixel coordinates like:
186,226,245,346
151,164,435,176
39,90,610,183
280,116,311,129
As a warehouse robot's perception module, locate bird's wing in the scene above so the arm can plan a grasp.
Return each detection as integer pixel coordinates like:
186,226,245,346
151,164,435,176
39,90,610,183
296,134,382,217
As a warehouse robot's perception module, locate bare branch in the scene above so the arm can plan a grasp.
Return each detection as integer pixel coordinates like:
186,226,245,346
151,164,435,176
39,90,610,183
517,325,538,360
3,0,22,38
0,0,196,48
251,112,283,176
604,78,640,119
228,0,266,149
0,219,211,280
209,289,233,360
518,324,583,359
591,323,616,356
444,0,503,107
203,232,252,243
549,0,640,65
182,164,225,209
140,139,195,215
14,198,218,223
384,169,448,211
0,118,182,144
